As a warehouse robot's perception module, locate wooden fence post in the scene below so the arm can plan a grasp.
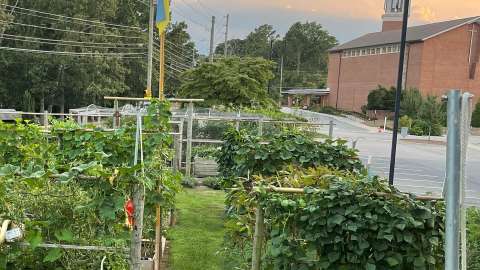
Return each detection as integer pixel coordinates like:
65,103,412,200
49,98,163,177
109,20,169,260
43,110,48,127
178,119,184,171
251,206,265,270
258,119,264,137
185,103,194,177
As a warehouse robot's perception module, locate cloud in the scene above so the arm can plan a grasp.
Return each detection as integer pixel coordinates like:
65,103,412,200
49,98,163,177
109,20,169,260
176,0,480,54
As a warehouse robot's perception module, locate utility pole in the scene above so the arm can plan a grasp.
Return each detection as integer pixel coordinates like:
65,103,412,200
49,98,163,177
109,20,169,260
209,16,215,63
224,14,229,58
279,56,284,106
145,0,155,98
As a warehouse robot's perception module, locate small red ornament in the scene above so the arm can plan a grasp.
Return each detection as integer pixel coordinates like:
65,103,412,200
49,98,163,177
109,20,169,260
124,199,135,229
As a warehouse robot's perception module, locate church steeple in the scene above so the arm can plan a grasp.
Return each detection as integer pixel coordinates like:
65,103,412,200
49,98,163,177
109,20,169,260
382,0,408,31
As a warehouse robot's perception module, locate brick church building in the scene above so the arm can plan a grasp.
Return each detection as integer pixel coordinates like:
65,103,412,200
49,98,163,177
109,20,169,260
327,0,480,112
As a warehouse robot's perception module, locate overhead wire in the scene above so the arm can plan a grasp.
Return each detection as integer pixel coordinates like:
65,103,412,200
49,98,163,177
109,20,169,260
153,41,194,63
0,46,146,58
0,4,142,30
1,33,145,47
177,0,211,20
1,7,144,34
195,0,224,16
153,49,192,70
171,7,209,32
1,35,146,50
0,20,144,39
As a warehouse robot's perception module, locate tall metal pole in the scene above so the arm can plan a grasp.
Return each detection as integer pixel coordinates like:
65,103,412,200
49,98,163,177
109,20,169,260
209,16,216,63
224,14,229,58
388,0,410,185
445,90,461,270
145,0,155,98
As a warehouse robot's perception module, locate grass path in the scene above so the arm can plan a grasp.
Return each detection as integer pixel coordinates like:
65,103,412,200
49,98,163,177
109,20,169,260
168,188,226,270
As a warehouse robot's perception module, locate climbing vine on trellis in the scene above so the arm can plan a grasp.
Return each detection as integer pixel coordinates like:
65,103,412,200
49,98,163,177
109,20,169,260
0,100,181,269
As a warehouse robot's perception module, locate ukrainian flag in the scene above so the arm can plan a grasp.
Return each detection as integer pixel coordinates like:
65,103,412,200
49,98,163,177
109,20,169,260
156,0,171,32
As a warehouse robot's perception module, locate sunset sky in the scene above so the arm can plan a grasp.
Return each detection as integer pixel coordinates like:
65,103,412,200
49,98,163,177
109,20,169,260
171,0,480,54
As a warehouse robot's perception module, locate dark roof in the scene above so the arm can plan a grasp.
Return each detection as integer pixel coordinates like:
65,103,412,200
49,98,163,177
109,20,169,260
330,16,480,52
282,89,330,96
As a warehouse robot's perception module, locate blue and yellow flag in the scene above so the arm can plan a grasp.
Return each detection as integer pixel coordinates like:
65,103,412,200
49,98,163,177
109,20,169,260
156,0,171,32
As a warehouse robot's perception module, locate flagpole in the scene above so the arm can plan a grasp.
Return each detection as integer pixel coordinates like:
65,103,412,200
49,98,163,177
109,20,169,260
145,0,155,98
159,32,166,100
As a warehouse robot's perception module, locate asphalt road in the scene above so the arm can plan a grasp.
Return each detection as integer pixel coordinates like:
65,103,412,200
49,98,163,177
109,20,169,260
283,108,480,206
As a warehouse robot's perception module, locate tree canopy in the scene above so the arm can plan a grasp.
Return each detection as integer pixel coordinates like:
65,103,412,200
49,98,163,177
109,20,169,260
178,57,275,107
0,0,197,112
215,22,337,92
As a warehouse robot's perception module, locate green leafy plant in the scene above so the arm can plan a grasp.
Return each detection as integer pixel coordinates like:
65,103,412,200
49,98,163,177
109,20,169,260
257,167,445,270
399,115,413,128
0,100,181,269
202,177,222,190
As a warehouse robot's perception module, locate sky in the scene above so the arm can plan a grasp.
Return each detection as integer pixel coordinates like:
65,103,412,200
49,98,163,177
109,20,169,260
171,0,480,54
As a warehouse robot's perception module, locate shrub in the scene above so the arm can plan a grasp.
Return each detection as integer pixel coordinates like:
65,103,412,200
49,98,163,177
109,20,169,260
410,119,442,136
468,208,480,269
472,103,480,128
401,88,423,118
202,177,222,190
367,85,396,111
399,115,413,128
312,105,343,116
181,176,198,188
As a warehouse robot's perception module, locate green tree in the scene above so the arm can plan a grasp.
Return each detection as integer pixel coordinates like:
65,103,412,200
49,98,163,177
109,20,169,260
161,22,197,97
178,57,275,107
0,0,163,111
284,22,337,74
401,88,423,118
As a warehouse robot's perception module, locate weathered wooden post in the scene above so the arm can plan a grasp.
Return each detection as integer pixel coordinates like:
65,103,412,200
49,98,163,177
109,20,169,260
185,103,194,177
113,99,120,129
178,119,184,171
258,119,264,136
251,206,265,270
43,110,48,127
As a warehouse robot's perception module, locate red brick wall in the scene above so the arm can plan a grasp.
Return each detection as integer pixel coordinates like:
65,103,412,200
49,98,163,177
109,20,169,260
327,53,341,108
419,24,472,97
328,52,403,111
382,21,403,32
405,42,423,89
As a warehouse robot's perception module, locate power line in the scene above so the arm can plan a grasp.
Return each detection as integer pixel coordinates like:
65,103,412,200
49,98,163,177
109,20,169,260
0,4,142,30
0,46,146,58
1,33,145,47
154,49,192,70
177,0,211,20
196,0,224,16
0,20,144,39
153,41,194,62
1,35,146,50
171,7,209,31
1,7,143,34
